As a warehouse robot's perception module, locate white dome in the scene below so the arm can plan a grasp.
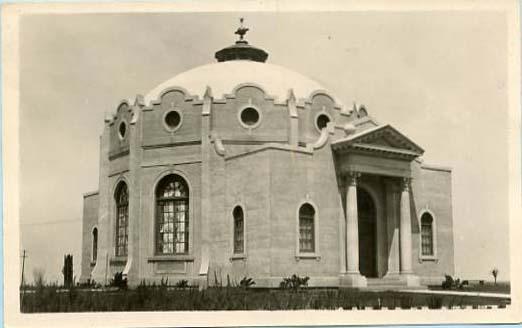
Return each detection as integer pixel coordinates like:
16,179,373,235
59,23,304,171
144,61,341,106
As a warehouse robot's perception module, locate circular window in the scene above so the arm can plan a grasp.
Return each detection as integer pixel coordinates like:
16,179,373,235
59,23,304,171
316,114,331,131
240,107,260,127
164,110,182,131
118,121,127,139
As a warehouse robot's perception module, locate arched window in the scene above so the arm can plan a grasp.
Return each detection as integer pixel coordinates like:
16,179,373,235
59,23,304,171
299,203,315,253
92,227,98,263
233,206,244,254
115,182,129,257
156,175,189,255
421,213,434,256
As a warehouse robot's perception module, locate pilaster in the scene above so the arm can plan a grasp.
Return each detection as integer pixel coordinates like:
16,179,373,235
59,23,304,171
287,89,299,146
123,105,142,286
198,87,213,287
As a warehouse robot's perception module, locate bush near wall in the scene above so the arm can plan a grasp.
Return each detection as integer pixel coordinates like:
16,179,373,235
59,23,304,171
20,286,510,312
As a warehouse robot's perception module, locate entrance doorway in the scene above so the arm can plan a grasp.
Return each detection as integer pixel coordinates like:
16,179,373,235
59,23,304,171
357,188,377,278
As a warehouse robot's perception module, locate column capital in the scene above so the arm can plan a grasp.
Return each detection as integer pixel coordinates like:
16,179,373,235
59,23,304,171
401,177,411,192
346,171,361,186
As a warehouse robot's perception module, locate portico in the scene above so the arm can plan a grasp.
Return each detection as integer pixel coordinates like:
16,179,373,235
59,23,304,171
332,124,424,288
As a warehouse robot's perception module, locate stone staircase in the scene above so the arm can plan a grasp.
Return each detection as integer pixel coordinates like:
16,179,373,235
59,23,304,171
365,277,424,291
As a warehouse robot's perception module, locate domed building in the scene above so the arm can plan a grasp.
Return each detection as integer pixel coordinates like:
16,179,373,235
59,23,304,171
80,24,454,289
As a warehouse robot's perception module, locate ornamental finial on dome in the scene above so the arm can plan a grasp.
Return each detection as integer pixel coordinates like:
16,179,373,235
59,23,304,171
235,18,249,43
215,19,269,63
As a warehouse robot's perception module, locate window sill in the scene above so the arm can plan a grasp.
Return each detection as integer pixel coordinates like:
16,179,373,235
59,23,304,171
295,253,321,261
109,257,127,265
230,254,247,261
147,255,195,262
419,256,438,263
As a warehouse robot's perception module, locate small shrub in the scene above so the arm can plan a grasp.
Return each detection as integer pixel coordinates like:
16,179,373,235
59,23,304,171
160,277,169,287
239,277,255,289
441,274,453,289
109,272,127,289
175,279,189,289
279,274,309,291
442,274,466,290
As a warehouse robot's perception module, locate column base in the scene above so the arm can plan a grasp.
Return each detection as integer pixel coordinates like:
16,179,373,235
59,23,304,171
339,272,367,288
382,271,401,281
398,273,420,287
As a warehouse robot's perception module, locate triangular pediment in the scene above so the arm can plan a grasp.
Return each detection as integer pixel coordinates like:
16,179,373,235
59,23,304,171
331,124,424,158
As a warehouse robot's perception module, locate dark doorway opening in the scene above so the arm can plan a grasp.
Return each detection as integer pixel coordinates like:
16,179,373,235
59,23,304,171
357,188,377,278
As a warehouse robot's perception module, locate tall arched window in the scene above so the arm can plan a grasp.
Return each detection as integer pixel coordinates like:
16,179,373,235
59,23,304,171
92,227,98,263
115,182,129,257
421,213,434,256
299,203,315,253
233,206,244,254
156,175,189,255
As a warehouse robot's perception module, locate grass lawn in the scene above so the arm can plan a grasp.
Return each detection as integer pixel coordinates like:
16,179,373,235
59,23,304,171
429,282,510,294
20,286,510,312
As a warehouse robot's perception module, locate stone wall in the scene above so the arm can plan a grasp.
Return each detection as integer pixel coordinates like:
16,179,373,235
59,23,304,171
79,192,99,283
411,163,455,284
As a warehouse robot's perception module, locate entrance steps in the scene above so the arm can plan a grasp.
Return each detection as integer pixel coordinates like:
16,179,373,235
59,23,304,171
365,277,425,291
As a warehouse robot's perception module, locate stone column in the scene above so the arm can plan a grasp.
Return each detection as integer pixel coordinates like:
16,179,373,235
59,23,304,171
399,178,413,274
340,171,367,288
399,177,419,286
384,181,400,278
346,172,360,273
338,175,346,274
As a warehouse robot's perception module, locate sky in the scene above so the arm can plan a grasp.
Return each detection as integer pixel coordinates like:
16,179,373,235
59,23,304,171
18,11,510,284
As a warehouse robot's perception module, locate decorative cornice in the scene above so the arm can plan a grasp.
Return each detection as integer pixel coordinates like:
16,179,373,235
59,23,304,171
140,159,202,168
225,143,313,161
108,148,130,161
147,86,199,107
421,163,452,172
83,190,99,198
142,140,201,150
304,89,342,110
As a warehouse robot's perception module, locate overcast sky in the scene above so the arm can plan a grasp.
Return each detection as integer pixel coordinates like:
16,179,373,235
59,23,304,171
19,11,509,283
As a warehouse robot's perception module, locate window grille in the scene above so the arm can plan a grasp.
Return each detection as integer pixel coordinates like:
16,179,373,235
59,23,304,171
421,213,434,256
233,207,244,253
299,204,315,253
115,183,129,257
156,175,189,255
